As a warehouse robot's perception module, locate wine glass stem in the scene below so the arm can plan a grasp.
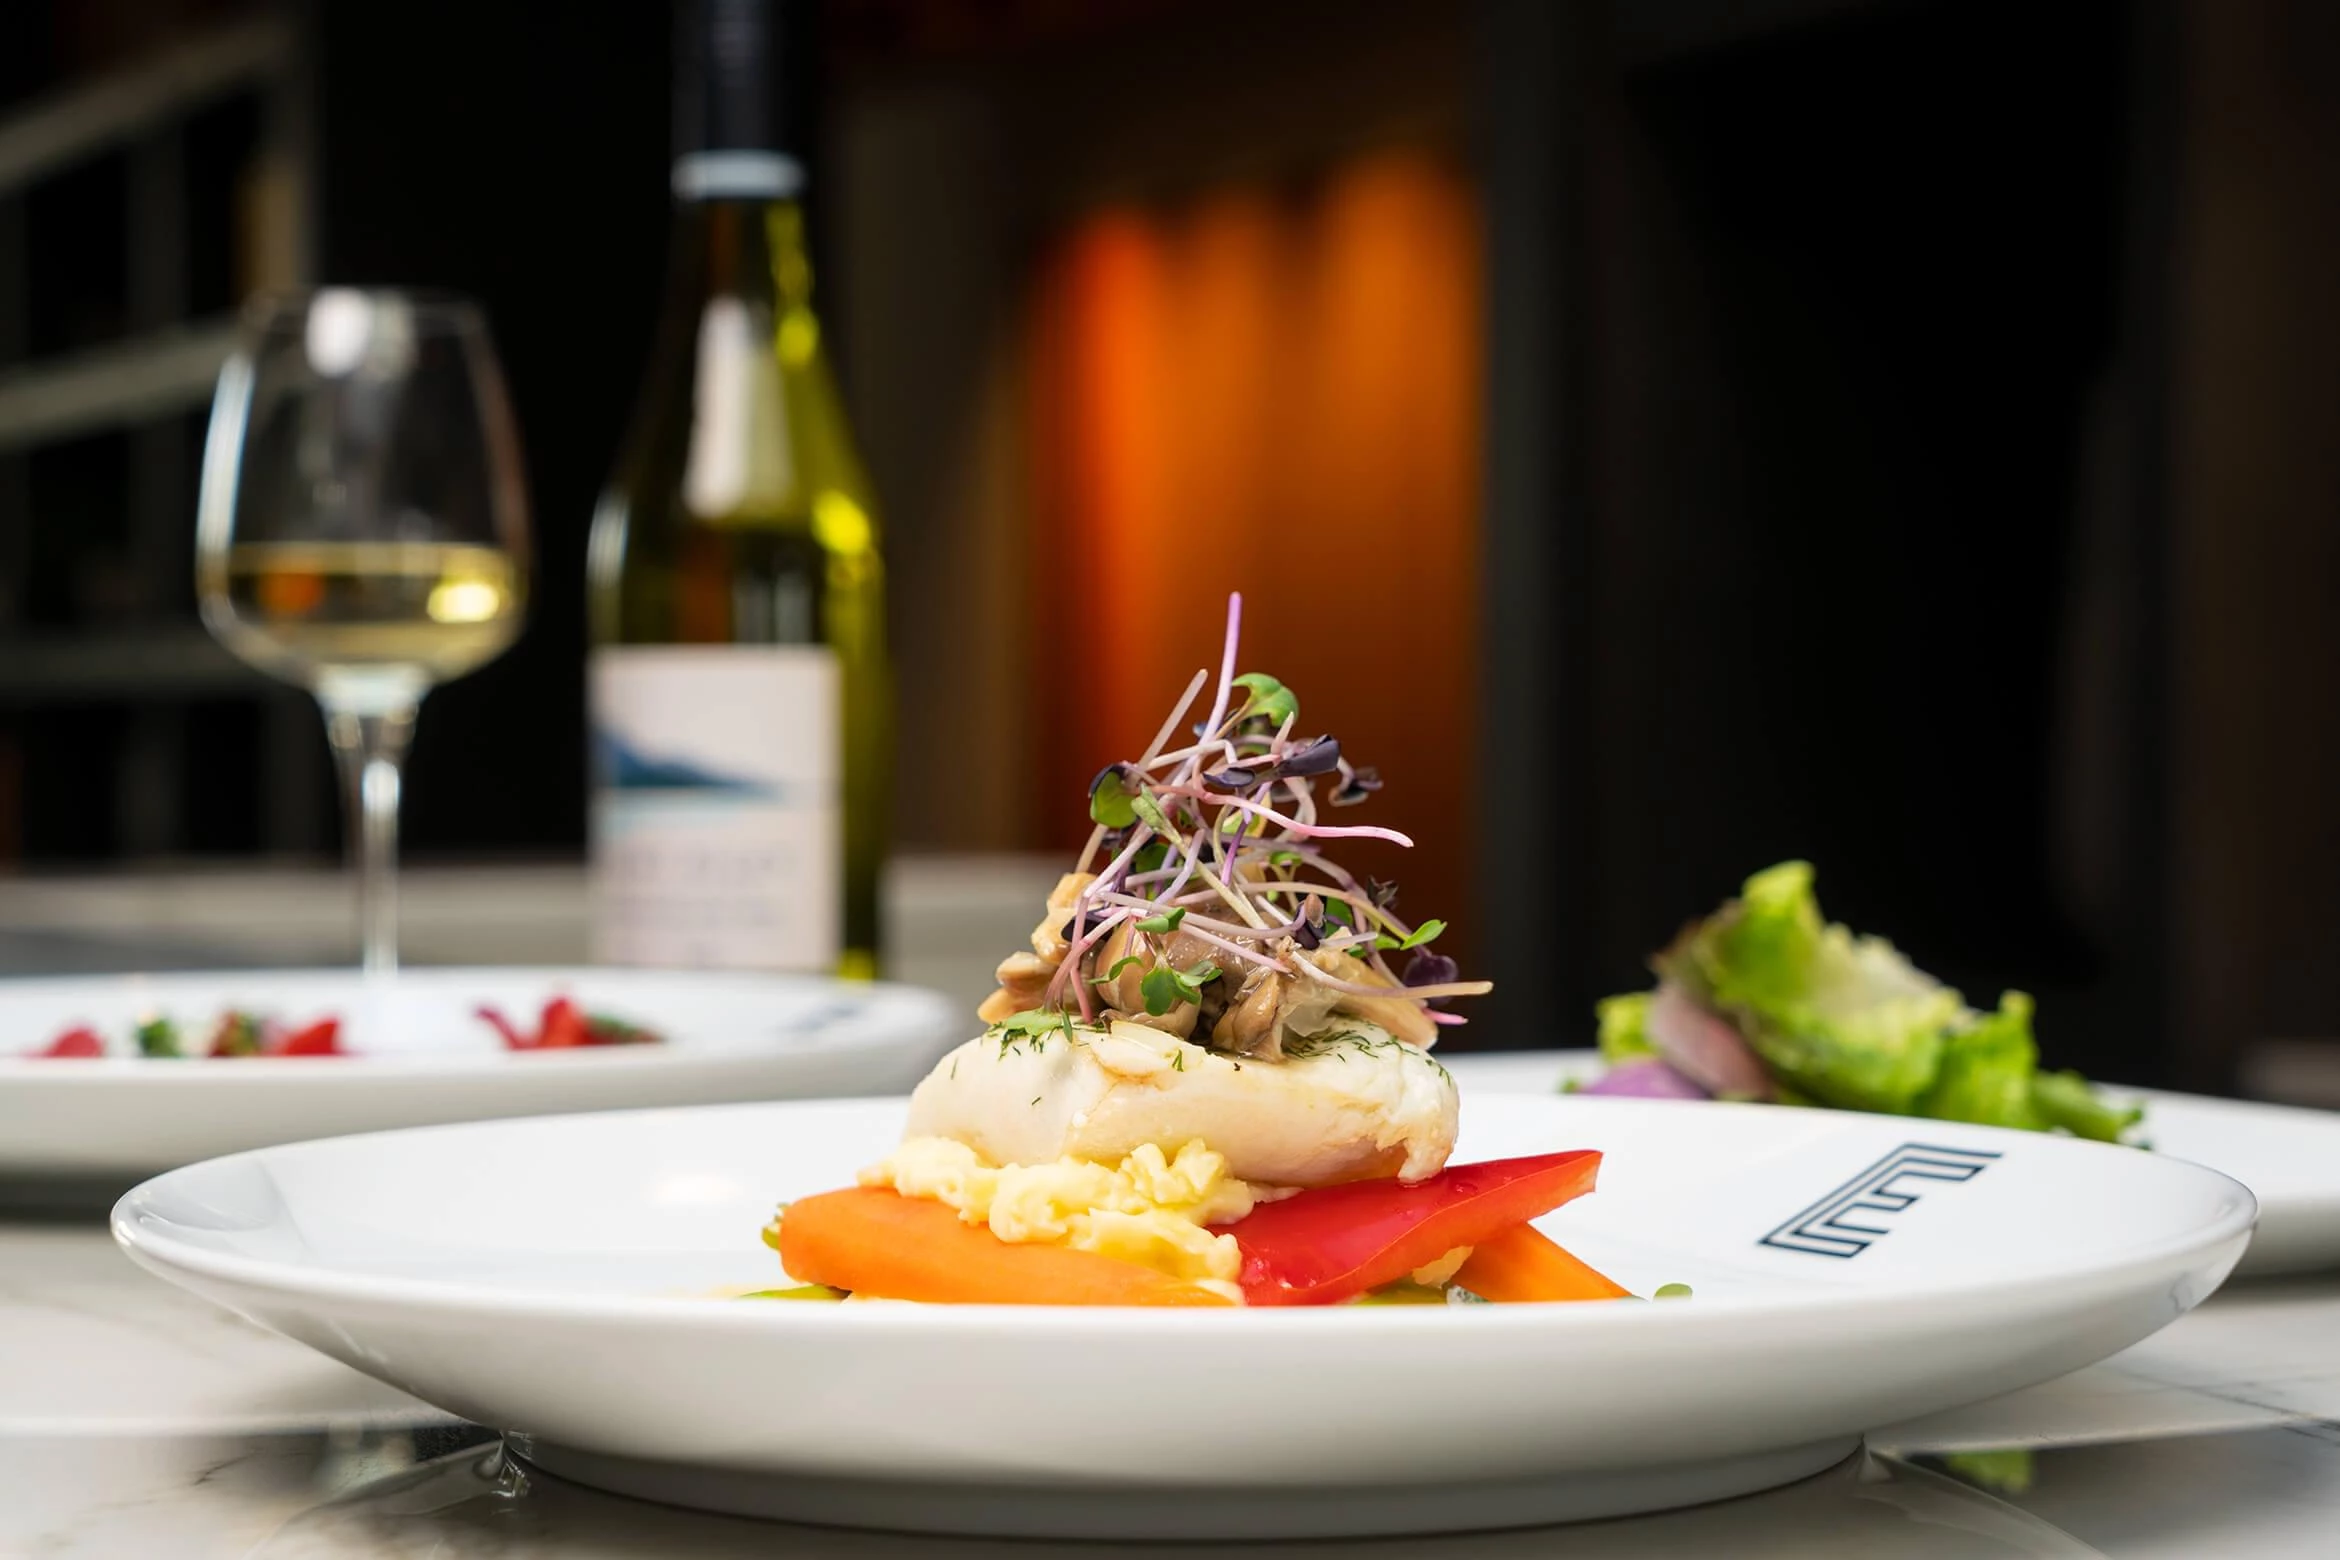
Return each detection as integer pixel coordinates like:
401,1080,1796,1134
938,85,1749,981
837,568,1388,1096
323,702,418,976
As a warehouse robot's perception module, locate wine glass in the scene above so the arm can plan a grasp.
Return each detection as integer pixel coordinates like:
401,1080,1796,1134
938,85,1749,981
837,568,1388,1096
196,289,531,975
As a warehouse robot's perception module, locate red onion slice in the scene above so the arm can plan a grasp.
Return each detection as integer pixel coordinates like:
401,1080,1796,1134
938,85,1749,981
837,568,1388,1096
1579,1058,1710,1099
1647,981,1774,1100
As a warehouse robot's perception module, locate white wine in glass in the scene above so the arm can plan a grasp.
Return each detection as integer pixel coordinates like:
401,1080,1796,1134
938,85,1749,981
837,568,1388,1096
212,540,523,698
198,290,531,974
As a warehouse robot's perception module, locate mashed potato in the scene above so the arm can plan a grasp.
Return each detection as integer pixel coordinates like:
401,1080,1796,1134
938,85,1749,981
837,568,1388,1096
862,1136,1256,1297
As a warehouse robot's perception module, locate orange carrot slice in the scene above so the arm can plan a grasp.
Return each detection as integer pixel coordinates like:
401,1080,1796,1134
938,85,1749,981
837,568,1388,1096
1453,1222,1633,1302
775,1186,1234,1307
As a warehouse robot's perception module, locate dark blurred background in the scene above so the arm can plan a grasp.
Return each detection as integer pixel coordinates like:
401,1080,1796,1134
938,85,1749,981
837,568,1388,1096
1,0,2335,1091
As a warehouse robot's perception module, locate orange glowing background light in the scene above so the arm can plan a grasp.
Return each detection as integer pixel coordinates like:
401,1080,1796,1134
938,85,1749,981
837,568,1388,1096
1028,149,1484,946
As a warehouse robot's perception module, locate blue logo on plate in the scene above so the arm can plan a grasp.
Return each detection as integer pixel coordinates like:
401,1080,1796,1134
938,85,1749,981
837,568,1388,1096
1759,1142,2001,1259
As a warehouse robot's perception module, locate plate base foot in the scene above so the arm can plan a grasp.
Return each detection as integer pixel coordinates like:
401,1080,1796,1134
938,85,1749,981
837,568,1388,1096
509,1436,1862,1539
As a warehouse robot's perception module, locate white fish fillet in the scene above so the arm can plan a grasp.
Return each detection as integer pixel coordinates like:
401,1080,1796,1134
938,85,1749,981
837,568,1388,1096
906,1021,1458,1187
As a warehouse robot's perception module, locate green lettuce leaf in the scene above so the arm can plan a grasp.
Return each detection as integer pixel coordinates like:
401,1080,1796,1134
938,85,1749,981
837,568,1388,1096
1940,1447,2035,1495
1919,992,2044,1130
1613,861,2137,1140
1594,991,1655,1064
1658,861,1958,1114
2032,1068,2143,1144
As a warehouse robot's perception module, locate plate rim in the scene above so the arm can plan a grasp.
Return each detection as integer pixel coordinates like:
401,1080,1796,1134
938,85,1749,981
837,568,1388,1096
0,965,957,1078
110,1092,2259,1335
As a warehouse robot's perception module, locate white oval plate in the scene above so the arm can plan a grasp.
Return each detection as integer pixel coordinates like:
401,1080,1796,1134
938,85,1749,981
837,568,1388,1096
114,1094,2251,1539
1441,1049,2340,1277
0,968,955,1179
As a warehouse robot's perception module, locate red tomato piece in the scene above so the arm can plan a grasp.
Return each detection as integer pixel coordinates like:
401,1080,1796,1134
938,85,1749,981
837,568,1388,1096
1219,1149,1603,1306
272,1017,343,1056
536,997,589,1049
38,1027,106,1058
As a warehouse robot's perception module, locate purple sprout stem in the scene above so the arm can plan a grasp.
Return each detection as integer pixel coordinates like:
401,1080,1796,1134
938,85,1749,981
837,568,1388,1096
1175,594,1245,789
1243,850,1411,939
1285,957,1492,1003
1136,804,1272,931
1168,923,1287,971
1142,737,1241,774
1057,819,1163,1018
1137,668,1211,769
1090,891,1302,945
1071,823,1109,878
1153,785,1414,847
1047,905,1136,1019
1155,786,1229,907
1210,811,1251,904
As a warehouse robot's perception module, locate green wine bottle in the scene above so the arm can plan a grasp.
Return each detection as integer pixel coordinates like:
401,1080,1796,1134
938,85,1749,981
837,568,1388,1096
588,0,888,977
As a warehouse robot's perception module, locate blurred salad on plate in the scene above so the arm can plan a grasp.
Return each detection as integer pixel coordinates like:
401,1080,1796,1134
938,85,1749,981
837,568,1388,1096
1581,861,2140,1143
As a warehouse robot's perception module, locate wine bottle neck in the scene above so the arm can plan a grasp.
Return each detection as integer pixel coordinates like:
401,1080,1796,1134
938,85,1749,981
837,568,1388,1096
670,195,819,316
672,1,815,177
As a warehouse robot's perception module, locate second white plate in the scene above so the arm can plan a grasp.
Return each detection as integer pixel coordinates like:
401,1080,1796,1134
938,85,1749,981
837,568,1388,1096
0,967,957,1179
1440,1049,2340,1277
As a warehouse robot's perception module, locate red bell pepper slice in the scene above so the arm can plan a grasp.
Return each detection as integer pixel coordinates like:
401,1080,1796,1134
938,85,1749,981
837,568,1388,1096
536,997,589,1049
37,1027,105,1058
271,1017,344,1056
1219,1149,1603,1306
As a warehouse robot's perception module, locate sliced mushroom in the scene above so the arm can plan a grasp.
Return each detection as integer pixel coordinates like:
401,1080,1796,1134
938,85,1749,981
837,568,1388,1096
1030,872,1098,962
1108,998,1199,1040
1211,966,1288,1060
1090,922,1148,1014
976,872,1098,1022
1216,949,1439,1053
978,951,1054,1023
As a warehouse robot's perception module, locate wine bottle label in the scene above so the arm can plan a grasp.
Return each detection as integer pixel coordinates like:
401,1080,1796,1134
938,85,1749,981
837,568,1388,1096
590,645,841,971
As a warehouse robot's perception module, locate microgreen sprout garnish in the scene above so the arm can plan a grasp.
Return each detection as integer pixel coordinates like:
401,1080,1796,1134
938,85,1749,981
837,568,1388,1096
983,592,1492,1058
1140,960,1221,1016
1230,672,1297,728
1088,764,1141,828
1276,735,1342,776
1375,918,1446,952
991,1008,1077,1038
985,1008,1103,1052
1402,950,1463,1007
